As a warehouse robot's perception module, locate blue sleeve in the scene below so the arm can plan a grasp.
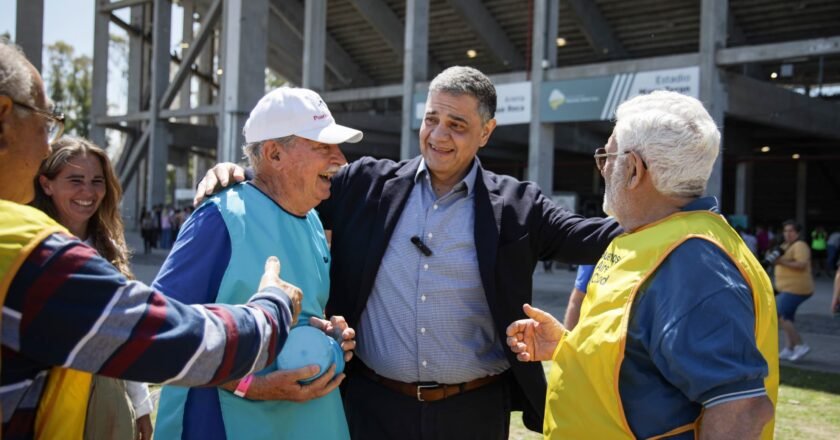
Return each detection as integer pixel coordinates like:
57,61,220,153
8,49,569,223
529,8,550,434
637,239,768,405
574,265,595,293
153,204,231,304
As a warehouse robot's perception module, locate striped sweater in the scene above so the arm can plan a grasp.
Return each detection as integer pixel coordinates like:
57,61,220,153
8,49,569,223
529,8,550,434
1,233,293,439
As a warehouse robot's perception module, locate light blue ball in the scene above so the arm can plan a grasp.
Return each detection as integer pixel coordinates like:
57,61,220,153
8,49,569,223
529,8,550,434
276,325,345,384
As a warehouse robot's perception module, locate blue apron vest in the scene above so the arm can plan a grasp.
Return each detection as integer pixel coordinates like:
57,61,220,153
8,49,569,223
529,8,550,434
155,183,349,439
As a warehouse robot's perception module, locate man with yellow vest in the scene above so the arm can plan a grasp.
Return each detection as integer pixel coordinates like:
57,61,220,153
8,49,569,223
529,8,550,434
507,90,778,439
0,38,304,438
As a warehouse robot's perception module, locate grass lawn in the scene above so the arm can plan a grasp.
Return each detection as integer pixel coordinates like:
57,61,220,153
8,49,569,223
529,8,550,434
508,365,840,439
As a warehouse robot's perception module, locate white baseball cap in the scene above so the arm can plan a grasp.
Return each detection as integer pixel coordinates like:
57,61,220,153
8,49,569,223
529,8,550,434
243,87,363,144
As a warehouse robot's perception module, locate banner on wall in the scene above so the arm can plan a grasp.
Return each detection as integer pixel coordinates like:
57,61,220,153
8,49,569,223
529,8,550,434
540,66,700,123
411,66,699,127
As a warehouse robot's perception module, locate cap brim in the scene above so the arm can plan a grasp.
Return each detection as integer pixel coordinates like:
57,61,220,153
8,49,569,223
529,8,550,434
296,123,363,144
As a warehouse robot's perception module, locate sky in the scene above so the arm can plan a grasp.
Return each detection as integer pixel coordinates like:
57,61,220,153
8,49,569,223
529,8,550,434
1,0,183,61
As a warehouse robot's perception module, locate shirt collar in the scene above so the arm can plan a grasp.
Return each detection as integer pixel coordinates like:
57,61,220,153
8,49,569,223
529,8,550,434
680,196,720,214
415,157,479,196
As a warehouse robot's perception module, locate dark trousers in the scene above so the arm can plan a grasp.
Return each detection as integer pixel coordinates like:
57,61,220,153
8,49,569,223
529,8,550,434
344,369,511,440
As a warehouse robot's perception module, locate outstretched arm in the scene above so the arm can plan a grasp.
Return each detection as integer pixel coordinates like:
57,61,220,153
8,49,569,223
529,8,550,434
6,234,300,387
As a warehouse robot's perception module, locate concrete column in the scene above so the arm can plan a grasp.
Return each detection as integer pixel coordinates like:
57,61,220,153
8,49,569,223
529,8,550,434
218,0,269,163
734,161,753,217
147,0,172,208
90,2,110,147
796,160,807,230
527,0,554,192
400,0,429,160
180,0,195,114
699,0,728,202
120,5,147,223
303,0,327,91
15,0,43,71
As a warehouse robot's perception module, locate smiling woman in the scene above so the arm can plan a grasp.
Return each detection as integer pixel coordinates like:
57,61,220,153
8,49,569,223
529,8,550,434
30,135,155,440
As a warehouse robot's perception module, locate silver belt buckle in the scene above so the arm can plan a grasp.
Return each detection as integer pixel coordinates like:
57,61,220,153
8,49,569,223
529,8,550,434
416,384,437,402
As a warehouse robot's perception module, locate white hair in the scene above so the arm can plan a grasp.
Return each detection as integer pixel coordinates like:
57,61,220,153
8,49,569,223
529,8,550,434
613,90,720,198
242,135,295,168
0,38,36,109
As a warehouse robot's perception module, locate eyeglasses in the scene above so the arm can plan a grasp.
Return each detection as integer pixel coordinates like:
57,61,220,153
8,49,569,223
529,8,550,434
593,148,631,171
12,100,65,144
593,147,648,172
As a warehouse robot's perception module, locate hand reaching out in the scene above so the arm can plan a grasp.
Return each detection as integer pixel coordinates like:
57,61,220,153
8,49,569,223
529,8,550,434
506,304,566,362
258,256,303,325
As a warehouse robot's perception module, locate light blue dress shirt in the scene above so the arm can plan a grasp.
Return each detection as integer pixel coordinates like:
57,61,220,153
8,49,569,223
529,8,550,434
355,159,510,384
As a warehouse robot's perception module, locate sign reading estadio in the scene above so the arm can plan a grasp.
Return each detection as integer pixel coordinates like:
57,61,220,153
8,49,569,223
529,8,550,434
541,66,700,123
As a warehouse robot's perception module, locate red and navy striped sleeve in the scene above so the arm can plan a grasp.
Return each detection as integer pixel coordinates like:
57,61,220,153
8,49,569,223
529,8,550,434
2,232,292,387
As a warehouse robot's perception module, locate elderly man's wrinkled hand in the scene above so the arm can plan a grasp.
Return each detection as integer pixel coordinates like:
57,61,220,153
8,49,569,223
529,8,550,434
259,256,303,325
310,316,356,362
221,364,344,402
193,162,246,206
505,304,566,362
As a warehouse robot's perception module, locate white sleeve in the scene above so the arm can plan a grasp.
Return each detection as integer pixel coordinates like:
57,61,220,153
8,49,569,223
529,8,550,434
125,381,153,418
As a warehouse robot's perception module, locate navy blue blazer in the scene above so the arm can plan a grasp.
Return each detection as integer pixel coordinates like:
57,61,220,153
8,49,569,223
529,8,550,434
318,156,620,431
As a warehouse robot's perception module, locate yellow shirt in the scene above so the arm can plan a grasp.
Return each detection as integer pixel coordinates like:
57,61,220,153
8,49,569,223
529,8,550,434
774,241,814,295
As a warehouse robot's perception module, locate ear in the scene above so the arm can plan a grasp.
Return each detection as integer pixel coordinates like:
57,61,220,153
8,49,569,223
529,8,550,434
478,118,497,148
626,151,646,190
0,96,14,150
38,174,54,196
261,140,283,167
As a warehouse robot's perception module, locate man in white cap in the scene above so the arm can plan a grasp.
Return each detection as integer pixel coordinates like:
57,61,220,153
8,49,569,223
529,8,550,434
153,87,359,440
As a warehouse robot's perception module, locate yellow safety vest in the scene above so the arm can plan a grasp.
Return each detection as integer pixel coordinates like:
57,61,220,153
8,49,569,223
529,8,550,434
0,200,91,439
545,210,779,439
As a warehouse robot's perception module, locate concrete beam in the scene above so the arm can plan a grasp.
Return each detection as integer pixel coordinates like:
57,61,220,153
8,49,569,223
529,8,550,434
401,0,429,160
100,0,152,13
15,0,44,71
147,0,172,207
322,84,403,103
218,0,269,162
303,0,327,91
90,2,110,147
699,0,727,201
445,0,525,69
727,72,840,140
270,0,373,87
348,0,441,72
565,0,628,59
717,36,840,66
160,0,222,110
545,53,699,80
527,0,553,192
169,122,218,150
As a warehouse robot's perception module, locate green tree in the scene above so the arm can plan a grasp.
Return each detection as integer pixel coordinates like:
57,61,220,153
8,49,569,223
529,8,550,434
44,41,92,138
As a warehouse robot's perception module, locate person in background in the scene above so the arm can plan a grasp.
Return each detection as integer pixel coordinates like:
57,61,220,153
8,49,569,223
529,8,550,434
827,229,840,276
775,220,814,362
739,226,759,257
811,225,827,277
563,264,594,331
141,207,157,254
756,224,770,257
831,260,840,316
33,136,154,439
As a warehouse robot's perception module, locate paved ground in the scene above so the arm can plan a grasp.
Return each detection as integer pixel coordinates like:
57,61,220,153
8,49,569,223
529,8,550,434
126,232,839,375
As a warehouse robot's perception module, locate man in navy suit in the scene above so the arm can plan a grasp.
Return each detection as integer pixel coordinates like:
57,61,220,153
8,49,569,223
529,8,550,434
197,68,619,438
